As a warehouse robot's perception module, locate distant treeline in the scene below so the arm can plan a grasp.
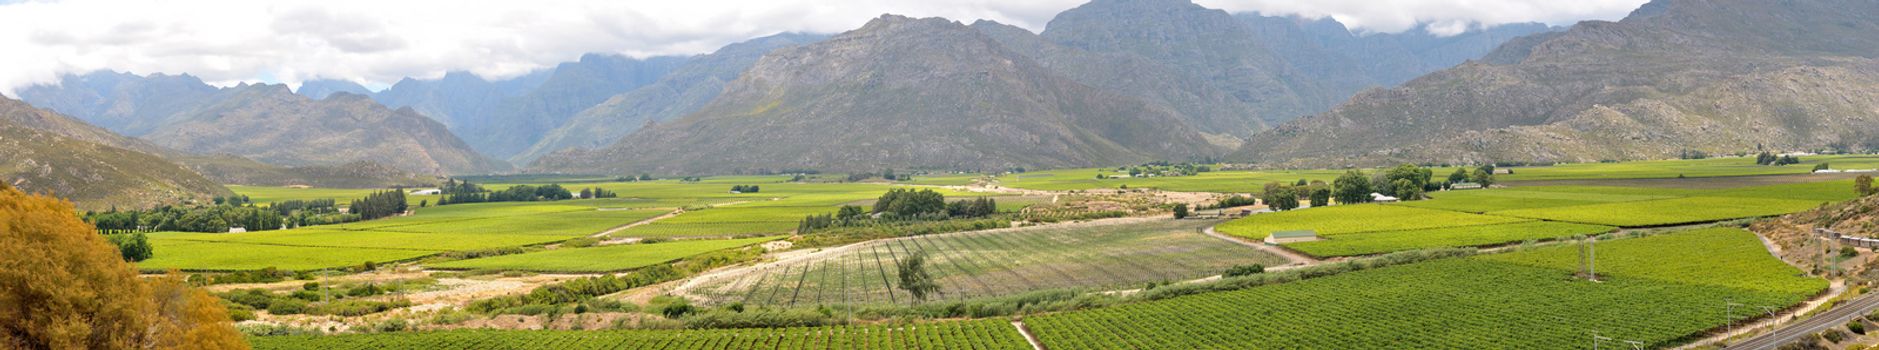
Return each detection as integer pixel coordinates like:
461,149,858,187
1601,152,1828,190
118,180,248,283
436,179,620,205
349,190,408,220
798,189,997,233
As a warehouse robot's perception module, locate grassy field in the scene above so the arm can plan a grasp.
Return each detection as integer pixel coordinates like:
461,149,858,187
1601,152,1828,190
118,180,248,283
1500,155,1879,181
1283,221,1616,258
429,236,782,272
1215,204,1530,239
1397,189,1674,213
996,167,1355,192
135,201,673,271
1026,228,1826,349
1489,197,1828,227
685,219,1287,306
229,185,441,206
249,319,1030,349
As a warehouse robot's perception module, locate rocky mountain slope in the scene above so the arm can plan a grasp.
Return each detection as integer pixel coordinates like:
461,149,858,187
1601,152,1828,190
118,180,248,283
144,86,508,174
535,15,1222,175
295,79,374,100
455,55,689,160
516,33,825,163
1237,0,1879,167
15,71,220,136
176,155,434,189
0,96,230,210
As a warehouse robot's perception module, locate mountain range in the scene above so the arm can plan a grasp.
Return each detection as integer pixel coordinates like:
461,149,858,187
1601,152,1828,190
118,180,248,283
0,96,230,210
1237,0,1879,167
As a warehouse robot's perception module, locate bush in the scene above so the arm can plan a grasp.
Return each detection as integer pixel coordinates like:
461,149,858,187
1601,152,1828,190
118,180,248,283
266,298,308,315
1851,320,1867,335
1223,264,1265,277
1824,329,1848,343
308,299,411,316
1843,247,1860,258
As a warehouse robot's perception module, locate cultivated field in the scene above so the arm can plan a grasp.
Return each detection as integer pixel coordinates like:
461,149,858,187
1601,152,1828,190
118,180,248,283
1215,204,1529,239
682,219,1287,306
1498,155,1879,181
250,319,1030,350
137,201,672,271
430,236,783,272
1489,197,1827,227
1283,221,1615,257
1025,228,1826,349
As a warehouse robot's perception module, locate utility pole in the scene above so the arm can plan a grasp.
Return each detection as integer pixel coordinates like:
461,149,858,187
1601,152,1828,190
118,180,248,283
1623,340,1645,349
1593,331,1612,350
1588,236,1597,281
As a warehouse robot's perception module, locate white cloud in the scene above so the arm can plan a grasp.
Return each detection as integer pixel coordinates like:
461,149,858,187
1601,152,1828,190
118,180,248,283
1199,0,1648,35
0,0,1646,96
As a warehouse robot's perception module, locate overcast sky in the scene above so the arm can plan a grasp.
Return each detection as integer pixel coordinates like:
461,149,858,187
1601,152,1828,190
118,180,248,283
0,0,1648,96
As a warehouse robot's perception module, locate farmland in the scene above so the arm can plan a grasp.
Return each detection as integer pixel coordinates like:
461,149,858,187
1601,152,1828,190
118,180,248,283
430,236,783,272
1283,221,1615,257
136,201,673,271
1215,204,1529,239
1396,189,1674,213
996,167,1354,192
1498,155,1879,181
681,219,1287,306
250,319,1030,350
1025,228,1826,349
1489,197,1828,227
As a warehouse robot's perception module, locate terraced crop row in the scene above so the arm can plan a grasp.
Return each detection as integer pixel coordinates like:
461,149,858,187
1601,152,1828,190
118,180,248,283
1283,221,1616,257
685,220,1287,306
250,320,1030,350
1025,228,1825,349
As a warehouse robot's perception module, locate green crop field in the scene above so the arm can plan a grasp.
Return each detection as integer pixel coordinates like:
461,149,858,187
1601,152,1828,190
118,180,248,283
1489,197,1828,227
137,239,435,271
249,319,1029,350
1500,155,1879,181
1283,221,1616,257
229,185,442,206
1026,228,1825,349
134,201,674,271
1397,189,1674,213
684,219,1287,306
1215,204,1529,239
430,236,782,272
996,167,1357,192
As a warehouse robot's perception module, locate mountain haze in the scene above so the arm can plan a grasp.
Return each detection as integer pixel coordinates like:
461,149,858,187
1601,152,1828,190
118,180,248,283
536,15,1222,175
142,86,508,174
1237,0,1879,167
517,33,826,163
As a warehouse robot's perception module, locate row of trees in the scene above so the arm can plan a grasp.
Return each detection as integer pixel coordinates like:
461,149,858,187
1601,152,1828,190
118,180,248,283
1859,175,1876,197
579,187,619,199
1755,152,1802,165
730,185,761,193
348,190,408,220
436,179,575,205
87,205,286,233
799,191,998,233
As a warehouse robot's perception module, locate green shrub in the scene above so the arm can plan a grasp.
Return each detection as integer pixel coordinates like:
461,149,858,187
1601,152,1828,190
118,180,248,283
1224,264,1266,277
1824,329,1847,343
266,298,308,315
1851,320,1867,335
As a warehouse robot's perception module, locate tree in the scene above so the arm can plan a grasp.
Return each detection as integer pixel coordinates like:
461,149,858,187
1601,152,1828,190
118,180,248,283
1393,179,1422,201
836,205,867,222
896,251,940,302
1447,168,1469,184
1858,175,1875,197
0,186,243,349
1308,186,1331,207
1471,167,1495,188
1262,184,1300,211
1172,203,1189,219
1332,170,1372,205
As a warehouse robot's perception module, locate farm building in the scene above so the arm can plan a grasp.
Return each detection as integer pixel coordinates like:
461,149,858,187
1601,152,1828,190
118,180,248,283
227,226,246,233
1450,183,1483,190
1266,230,1319,244
1370,193,1400,203
410,189,442,195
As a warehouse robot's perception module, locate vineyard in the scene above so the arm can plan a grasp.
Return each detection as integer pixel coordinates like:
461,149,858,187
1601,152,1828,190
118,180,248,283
1215,204,1528,239
1489,197,1828,227
681,219,1286,306
137,202,672,271
249,320,1030,349
430,236,783,272
1283,221,1615,257
1397,189,1673,213
1025,228,1826,349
